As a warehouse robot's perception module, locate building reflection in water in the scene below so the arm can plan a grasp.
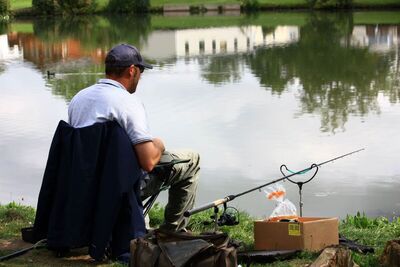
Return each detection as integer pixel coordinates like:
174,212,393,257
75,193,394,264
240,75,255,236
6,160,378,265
5,32,106,70
349,25,399,88
2,25,300,70
350,25,400,52
1,24,399,72
0,34,22,61
140,26,300,59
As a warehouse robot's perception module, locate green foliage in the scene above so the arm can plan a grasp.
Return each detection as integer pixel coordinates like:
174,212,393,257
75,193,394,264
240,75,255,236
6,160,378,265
107,0,150,13
241,0,260,11
343,211,384,229
57,0,97,14
0,20,7,33
340,212,400,246
148,202,165,227
307,0,353,8
0,202,35,239
0,0,10,15
32,0,59,15
340,213,400,266
33,0,97,15
9,0,31,10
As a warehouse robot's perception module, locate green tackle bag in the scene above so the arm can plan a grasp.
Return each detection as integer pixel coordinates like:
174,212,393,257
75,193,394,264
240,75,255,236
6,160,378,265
130,229,238,267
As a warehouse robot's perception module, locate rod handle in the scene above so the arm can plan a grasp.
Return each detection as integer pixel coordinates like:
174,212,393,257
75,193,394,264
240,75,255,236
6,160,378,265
184,197,231,217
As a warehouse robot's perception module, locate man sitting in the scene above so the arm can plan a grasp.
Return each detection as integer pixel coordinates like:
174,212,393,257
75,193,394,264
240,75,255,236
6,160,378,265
68,44,200,232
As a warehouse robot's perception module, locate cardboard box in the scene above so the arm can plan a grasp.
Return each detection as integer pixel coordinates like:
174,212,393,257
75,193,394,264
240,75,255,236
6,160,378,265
254,217,339,251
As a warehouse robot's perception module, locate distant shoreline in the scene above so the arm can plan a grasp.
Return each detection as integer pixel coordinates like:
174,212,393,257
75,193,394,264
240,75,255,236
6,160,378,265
8,2,400,18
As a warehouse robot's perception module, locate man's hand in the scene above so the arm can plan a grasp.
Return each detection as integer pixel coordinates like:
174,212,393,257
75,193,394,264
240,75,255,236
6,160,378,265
134,138,165,172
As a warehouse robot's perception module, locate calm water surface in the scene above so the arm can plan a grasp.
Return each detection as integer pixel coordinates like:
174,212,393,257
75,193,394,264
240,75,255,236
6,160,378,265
0,12,399,219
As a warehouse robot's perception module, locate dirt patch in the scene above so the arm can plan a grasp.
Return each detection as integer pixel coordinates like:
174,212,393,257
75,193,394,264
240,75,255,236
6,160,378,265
0,239,31,251
0,238,117,267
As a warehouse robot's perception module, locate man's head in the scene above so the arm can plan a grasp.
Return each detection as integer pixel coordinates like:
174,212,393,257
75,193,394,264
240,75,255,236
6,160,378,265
105,44,152,93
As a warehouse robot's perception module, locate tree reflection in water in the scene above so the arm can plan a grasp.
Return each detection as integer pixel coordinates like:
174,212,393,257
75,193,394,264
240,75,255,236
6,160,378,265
4,13,399,132
31,15,152,101
245,13,398,132
200,56,243,85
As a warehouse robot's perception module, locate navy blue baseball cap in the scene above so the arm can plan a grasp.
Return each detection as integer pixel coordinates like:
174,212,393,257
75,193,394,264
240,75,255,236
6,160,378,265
105,44,153,69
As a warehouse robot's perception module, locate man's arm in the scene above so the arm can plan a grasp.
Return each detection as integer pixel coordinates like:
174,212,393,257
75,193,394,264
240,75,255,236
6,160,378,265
134,138,165,172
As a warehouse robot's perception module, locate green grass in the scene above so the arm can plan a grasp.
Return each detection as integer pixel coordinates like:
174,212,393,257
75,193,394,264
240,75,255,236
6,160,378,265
95,0,109,11
149,203,256,250
1,203,400,266
9,0,31,10
152,0,240,6
0,202,35,239
251,0,307,8
354,0,400,6
339,212,400,266
151,12,307,29
353,11,400,24
142,204,400,266
9,22,33,32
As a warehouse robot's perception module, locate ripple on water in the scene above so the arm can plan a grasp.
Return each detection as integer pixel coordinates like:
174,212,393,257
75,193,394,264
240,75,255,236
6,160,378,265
314,192,337,197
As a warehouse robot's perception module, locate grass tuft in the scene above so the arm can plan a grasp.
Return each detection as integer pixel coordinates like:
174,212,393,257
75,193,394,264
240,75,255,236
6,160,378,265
339,212,400,266
0,202,35,239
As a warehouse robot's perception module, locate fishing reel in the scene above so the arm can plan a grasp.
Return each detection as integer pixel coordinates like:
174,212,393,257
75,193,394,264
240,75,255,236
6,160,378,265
204,203,239,230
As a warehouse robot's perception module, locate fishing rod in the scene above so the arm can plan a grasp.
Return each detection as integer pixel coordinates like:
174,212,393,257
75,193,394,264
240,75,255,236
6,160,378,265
184,148,365,219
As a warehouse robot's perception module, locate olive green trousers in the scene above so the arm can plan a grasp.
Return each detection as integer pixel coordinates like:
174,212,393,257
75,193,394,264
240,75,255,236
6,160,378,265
141,150,200,232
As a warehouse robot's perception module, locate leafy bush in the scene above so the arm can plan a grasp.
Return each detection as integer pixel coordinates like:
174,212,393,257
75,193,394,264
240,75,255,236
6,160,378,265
33,0,96,15
0,21,7,33
32,0,59,15
307,0,353,8
0,0,9,15
57,0,96,14
241,0,259,11
107,0,150,13
0,202,35,239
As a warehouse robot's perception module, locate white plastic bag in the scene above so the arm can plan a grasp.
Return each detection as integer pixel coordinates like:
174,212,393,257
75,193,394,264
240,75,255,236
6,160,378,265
264,183,297,219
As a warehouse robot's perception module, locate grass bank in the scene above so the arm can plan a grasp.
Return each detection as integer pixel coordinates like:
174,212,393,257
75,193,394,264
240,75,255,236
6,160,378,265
1,202,400,266
353,11,400,24
6,11,400,35
151,12,308,29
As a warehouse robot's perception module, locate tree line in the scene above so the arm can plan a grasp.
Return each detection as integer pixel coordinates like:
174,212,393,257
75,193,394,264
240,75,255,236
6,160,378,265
0,0,360,16
0,0,150,16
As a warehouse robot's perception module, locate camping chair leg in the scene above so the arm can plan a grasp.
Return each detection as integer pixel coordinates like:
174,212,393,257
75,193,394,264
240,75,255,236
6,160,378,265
142,158,190,217
143,192,160,217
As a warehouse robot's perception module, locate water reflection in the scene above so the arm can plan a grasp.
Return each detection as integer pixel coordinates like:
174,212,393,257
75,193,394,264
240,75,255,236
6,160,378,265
351,25,400,52
2,13,399,132
246,13,399,132
141,25,299,58
0,34,22,61
1,12,400,217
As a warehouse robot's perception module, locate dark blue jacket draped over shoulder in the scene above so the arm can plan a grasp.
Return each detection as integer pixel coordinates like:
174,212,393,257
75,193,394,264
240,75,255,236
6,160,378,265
33,120,146,260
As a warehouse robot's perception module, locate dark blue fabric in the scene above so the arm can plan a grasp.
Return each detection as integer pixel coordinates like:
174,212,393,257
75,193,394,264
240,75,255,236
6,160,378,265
33,120,146,260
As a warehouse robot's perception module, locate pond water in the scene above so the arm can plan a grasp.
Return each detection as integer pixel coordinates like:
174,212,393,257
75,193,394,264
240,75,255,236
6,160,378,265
0,11,399,219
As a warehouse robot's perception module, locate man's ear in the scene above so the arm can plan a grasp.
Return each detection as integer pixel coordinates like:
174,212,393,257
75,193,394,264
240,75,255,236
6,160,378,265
132,65,138,78
127,65,136,78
